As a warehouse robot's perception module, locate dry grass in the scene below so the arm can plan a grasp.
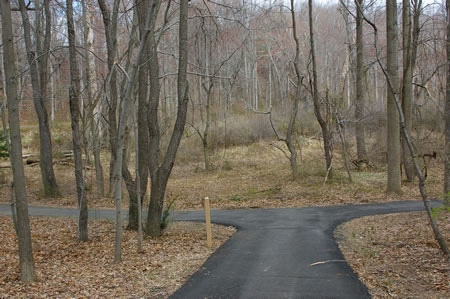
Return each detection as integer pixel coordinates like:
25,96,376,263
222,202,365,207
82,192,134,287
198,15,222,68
335,212,449,298
0,139,445,211
0,216,235,298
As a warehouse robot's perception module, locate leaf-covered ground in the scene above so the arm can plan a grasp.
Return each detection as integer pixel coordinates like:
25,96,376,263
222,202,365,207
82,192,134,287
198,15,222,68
335,211,449,298
0,139,447,297
0,217,235,297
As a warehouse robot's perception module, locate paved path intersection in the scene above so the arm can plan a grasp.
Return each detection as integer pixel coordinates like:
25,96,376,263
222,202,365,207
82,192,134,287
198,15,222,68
0,200,440,298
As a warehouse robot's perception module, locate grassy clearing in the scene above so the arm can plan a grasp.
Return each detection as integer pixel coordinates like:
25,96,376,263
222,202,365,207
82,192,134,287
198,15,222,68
0,133,444,212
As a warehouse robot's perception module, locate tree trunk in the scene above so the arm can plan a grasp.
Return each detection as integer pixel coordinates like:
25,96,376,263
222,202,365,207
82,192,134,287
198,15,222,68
146,6,163,237
82,0,105,198
146,0,189,237
122,166,138,228
309,0,333,178
284,0,302,179
98,0,120,197
66,0,88,241
355,0,368,160
445,0,450,207
127,0,150,231
18,0,60,198
111,0,158,263
341,0,354,108
0,0,36,282
386,0,402,193
0,49,5,95
401,0,416,181
116,9,140,230
202,84,213,171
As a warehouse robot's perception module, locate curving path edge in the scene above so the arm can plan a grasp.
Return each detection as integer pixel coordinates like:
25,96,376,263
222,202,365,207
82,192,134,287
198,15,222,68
0,200,442,298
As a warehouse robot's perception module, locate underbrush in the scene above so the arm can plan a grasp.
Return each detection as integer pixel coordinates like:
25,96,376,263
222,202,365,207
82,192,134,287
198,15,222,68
2,117,446,211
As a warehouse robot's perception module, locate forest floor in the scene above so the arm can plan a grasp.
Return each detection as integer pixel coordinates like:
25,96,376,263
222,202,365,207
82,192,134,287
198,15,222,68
0,139,448,297
0,216,235,297
336,211,449,298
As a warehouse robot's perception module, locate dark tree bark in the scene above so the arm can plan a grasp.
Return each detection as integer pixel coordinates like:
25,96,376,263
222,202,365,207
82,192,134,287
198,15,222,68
386,0,402,193
0,0,36,282
98,0,120,196
18,0,60,197
308,0,333,178
446,0,450,207
66,0,88,241
401,0,420,182
355,0,367,160
126,0,151,231
146,0,189,237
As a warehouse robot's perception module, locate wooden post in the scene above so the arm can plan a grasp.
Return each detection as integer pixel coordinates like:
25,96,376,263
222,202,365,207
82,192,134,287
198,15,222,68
204,197,212,247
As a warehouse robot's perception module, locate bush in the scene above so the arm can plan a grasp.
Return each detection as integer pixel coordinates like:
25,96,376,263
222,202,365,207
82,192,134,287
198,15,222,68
209,113,275,148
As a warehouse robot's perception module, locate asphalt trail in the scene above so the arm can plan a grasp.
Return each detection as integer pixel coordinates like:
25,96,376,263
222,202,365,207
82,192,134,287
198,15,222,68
0,200,441,298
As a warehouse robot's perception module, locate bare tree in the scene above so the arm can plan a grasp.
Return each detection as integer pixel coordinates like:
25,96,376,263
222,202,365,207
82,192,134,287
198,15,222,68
274,0,303,179
401,0,422,182
66,0,88,241
125,0,153,231
355,0,368,160
309,0,333,178
111,0,160,262
446,0,450,207
359,0,449,256
146,0,189,237
18,0,60,197
98,0,120,196
81,0,105,198
0,0,36,282
386,0,402,193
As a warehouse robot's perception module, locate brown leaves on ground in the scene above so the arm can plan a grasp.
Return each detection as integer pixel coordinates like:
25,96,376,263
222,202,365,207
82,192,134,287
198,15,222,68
0,216,235,298
335,211,449,298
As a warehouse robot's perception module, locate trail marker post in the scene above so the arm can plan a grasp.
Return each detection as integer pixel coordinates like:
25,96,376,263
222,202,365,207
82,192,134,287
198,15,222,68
203,197,212,247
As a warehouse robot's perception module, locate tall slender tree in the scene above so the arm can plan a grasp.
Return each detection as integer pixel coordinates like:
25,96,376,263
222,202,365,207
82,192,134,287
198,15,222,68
0,0,36,282
18,0,60,197
445,0,450,207
111,0,159,262
81,0,105,198
66,0,88,241
98,0,120,196
401,0,418,181
355,0,367,160
285,0,302,179
386,0,402,193
146,0,189,237
309,0,333,178
125,0,152,231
